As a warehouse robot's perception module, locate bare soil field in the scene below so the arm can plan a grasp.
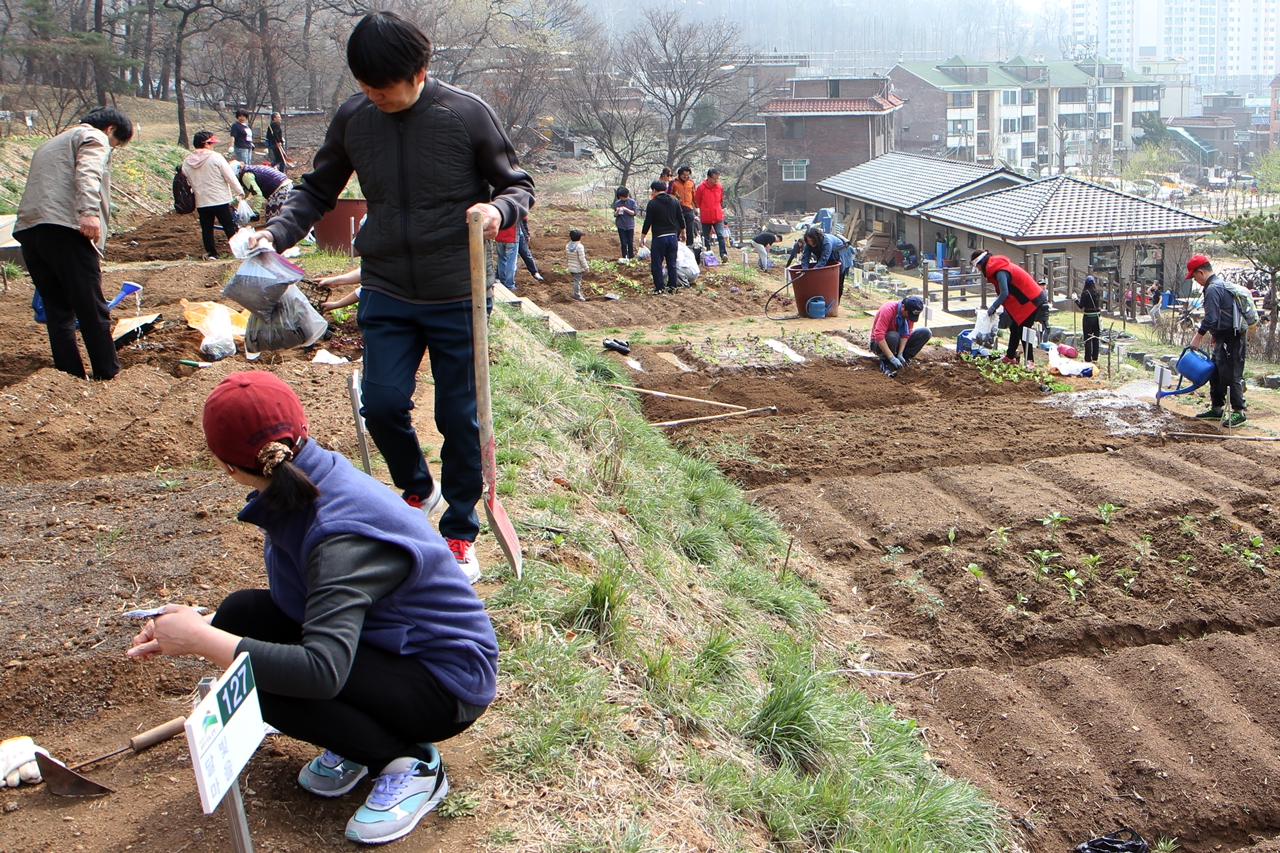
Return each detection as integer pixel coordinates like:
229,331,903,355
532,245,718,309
0,264,492,851
624,342,1280,853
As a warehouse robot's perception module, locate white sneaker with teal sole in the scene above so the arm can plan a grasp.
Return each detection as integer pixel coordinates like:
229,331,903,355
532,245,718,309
298,749,368,797
345,748,449,845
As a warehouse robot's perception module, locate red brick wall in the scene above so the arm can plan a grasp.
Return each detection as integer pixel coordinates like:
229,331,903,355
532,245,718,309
766,114,876,212
888,67,947,155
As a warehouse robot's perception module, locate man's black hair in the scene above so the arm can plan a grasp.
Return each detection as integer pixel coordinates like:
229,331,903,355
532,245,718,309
649,179,667,192
677,166,691,176
1195,261,1213,274
80,107,133,143
569,229,582,242
348,11,432,88
615,186,629,198
707,168,719,177
235,109,249,119
192,130,216,148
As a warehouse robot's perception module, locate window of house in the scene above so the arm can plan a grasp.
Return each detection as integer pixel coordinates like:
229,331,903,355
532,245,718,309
1021,115,1035,131
1022,141,1036,158
828,80,841,98
950,91,974,108
780,159,809,181
977,104,988,119
1098,87,1113,102
1133,85,1161,100
948,119,974,136
977,131,990,149
1002,117,1020,133
1060,113,1090,128
1096,112,1112,127
1059,87,1089,103
782,118,805,139
1022,88,1036,104
1002,90,1019,105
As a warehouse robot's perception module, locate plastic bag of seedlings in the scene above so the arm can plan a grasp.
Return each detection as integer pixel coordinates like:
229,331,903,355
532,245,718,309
973,309,999,347
234,198,256,227
243,284,328,354
223,251,305,321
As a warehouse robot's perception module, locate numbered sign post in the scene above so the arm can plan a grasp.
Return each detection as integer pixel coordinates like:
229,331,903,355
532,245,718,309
187,652,263,852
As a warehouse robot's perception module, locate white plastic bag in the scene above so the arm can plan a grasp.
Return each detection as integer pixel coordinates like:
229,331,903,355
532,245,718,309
223,251,305,321
235,199,256,227
636,246,651,261
676,243,700,287
244,285,328,353
972,309,999,347
194,303,237,360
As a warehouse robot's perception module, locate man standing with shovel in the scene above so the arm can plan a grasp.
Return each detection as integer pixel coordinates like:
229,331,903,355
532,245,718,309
251,11,534,582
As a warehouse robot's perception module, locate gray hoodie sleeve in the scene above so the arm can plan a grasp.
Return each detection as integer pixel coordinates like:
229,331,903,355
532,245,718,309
235,534,410,699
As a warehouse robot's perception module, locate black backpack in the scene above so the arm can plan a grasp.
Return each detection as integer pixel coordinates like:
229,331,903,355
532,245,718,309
172,165,196,215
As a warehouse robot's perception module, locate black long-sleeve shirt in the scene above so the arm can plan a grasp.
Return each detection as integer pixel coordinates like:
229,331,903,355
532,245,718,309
641,192,683,238
1075,287,1100,313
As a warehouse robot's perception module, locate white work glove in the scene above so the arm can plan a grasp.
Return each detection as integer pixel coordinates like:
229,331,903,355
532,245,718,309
0,736,48,786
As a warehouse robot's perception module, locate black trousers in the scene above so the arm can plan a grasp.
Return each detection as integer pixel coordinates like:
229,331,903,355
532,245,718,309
15,224,119,380
882,328,932,362
681,208,698,246
197,203,238,258
617,227,635,259
1006,304,1050,360
211,589,475,773
1209,329,1247,412
1082,314,1101,362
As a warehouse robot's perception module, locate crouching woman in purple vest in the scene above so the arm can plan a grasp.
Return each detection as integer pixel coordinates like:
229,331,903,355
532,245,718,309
127,371,498,846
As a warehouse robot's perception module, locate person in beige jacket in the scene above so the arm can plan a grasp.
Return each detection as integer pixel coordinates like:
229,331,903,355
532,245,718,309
15,107,133,381
565,228,588,301
182,130,245,260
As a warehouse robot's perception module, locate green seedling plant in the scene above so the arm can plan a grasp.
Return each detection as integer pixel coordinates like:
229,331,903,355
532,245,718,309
881,545,905,572
1080,553,1103,581
1058,568,1085,603
1220,542,1238,557
919,594,946,620
1173,553,1197,587
1038,511,1071,542
943,526,957,552
1097,503,1117,526
987,525,1011,554
1114,564,1139,594
965,563,984,586
1152,836,1180,853
1241,545,1268,575
1025,549,1062,582
1177,513,1199,538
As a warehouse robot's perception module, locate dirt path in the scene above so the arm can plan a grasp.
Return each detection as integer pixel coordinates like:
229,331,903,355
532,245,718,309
623,343,1280,852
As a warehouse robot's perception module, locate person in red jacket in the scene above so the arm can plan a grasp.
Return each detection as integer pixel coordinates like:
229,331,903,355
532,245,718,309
973,249,1048,363
694,168,728,263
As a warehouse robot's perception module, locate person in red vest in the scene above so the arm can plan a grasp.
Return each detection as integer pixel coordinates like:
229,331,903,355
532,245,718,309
973,249,1049,364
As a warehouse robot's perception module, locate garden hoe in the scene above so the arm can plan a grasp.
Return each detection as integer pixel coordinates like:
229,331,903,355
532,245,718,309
36,716,186,796
469,211,523,578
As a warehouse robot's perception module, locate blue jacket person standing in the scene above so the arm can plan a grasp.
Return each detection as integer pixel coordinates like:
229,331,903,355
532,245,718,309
129,372,498,845
1188,254,1249,428
799,226,854,300
251,12,535,582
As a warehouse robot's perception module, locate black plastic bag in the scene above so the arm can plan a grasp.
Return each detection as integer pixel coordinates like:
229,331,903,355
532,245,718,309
1073,828,1149,853
244,284,328,353
223,251,304,321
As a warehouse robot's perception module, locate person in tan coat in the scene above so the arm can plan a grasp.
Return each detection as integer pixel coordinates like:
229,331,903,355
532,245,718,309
565,228,588,301
15,107,133,380
182,130,245,260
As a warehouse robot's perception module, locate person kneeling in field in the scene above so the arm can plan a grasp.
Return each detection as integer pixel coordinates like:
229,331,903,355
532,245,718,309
128,372,497,845
870,295,930,377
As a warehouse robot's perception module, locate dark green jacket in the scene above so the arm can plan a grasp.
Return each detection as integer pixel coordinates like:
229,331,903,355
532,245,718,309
265,79,534,302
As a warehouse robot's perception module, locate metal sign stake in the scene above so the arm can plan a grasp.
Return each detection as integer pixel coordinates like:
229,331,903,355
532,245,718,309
197,676,255,853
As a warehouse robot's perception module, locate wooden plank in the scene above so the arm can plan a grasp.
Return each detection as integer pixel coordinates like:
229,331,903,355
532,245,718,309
491,281,521,304
545,309,576,337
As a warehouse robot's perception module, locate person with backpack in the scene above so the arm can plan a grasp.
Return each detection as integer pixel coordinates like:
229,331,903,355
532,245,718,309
1074,275,1102,362
182,130,245,260
1188,254,1255,427
14,107,134,382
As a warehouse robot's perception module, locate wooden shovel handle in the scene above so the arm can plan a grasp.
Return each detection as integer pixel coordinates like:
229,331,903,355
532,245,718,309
130,716,187,752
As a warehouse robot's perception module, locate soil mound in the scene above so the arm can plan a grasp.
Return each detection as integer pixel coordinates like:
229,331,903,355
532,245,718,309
110,213,225,263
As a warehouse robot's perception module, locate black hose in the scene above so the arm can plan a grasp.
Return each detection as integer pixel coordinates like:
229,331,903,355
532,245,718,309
764,267,819,321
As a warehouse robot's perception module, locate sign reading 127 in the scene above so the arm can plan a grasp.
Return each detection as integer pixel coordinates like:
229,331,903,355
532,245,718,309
217,657,256,724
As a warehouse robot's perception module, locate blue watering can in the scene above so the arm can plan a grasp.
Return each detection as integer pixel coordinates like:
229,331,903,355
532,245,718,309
106,281,143,311
1156,346,1215,402
805,295,829,319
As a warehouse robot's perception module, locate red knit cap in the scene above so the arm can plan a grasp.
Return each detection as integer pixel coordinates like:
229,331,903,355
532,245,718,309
203,371,308,470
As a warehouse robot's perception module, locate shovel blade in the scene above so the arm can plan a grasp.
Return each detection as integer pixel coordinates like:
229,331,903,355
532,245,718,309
484,491,522,579
36,753,115,797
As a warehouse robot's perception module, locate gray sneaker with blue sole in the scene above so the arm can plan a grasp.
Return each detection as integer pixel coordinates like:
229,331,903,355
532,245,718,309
298,749,368,797
345,746,449,845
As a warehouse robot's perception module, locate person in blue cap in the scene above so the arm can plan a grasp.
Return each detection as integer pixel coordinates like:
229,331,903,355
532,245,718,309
869,295,931,377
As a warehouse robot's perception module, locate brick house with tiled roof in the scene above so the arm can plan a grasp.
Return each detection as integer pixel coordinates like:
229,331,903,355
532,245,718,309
759,76,903,213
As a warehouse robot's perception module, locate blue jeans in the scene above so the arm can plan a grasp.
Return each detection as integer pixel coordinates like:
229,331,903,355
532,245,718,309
701,220,727,258
495,242,518,290
650,233,680,292
233,146,253,165
357,289,484,542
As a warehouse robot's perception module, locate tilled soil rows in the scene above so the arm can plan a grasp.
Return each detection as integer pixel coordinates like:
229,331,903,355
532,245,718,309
626,344,1280,853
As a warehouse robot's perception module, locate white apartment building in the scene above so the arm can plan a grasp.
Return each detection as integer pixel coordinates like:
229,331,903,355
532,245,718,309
890,56,1162,174
1072,0,1279,87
